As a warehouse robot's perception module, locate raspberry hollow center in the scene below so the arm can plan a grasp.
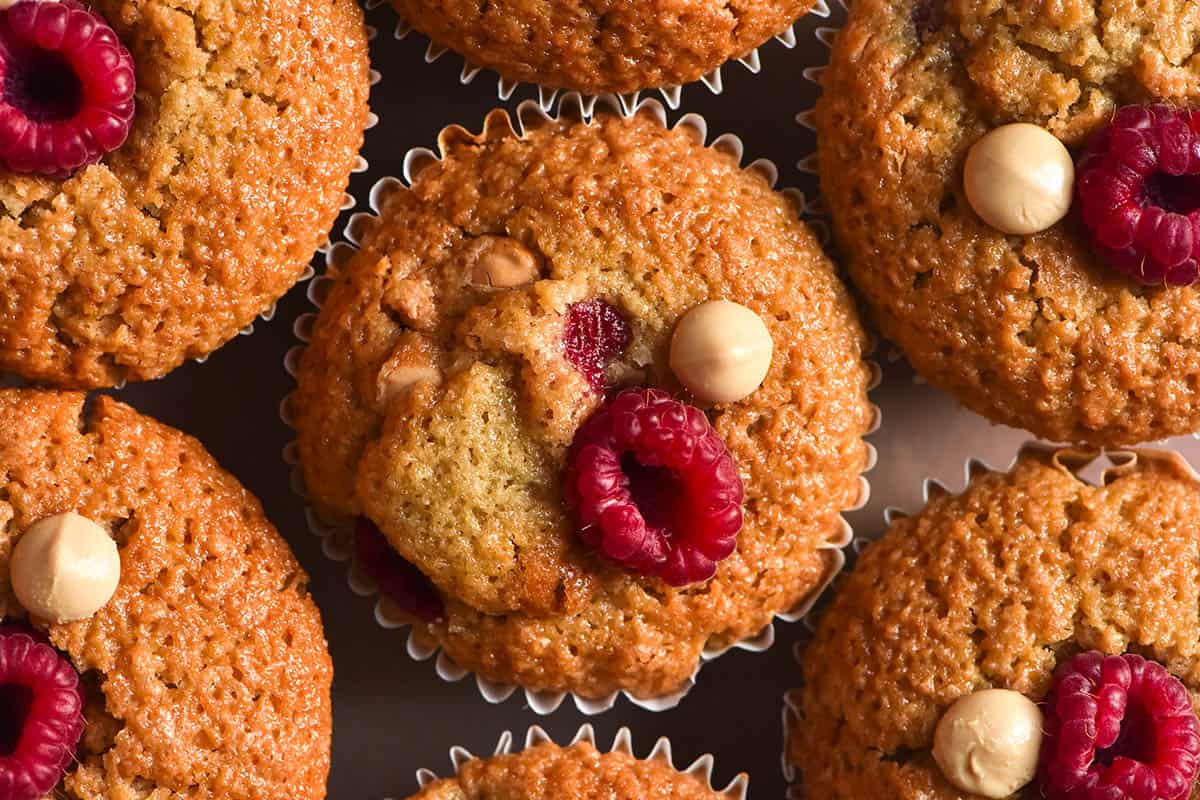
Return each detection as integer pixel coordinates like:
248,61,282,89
1142,173,1200,217
4,49,83,122
1095,700,1155,767
621,454,684,535
0,683,33,756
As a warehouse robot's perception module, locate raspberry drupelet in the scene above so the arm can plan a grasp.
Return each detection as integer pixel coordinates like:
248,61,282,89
0,0,136,177
1076,105,1200,286
564,388,744,586
1039,651,1200,800
0,629,84,800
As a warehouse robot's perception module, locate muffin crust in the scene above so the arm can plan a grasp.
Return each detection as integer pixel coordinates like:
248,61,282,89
818,0,1200,445
411,739,728,800
0,389,332,800
294,107,874,699
0,0,371,388
392,0,812,93
789,447,1200,799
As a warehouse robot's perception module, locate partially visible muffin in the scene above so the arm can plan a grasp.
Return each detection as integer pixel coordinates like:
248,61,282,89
0,0,371,387
411,736,738,800
293,104,874,700
392,0,811,93
789,446,1200,799
0,389,332,800
817,0,1200,445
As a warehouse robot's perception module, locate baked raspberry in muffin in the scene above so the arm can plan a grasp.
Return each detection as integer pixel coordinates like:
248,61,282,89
0,0,370,388
818,0,1200,445
789,446,1200,799
409,727,744,800
291,103,875,701
392,0,811,94
0,389,331,800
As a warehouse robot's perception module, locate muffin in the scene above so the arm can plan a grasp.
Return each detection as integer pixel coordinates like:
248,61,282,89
0,388,331,800
410,727,745,800
817,0,1200,446
392,0,811,94
788,446,1200,800
291,102,875,702
0,0,371,388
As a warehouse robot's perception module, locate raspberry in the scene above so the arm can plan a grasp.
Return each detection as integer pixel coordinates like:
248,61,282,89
563,388,744,586
1039,651,1200,800
912,0,944,42
354,517,445,623
0,0,136,177
562,300,631,392
0,629,84,800
1076,105,1200,286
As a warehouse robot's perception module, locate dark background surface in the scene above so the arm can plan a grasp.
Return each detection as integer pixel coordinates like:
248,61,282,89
103,3,1200,797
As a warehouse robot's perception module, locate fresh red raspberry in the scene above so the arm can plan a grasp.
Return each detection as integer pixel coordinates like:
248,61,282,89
0,629,84,800
1039,651,1200,800
354,517,445,623
563,388,744,586
1076,105,1200,286
911,0,944,42
0,0,136,177
562,300,631,392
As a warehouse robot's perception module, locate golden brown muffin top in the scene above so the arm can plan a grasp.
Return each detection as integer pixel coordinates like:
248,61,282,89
0,389,331,800
411,739,731,800
0,0,371,388
392,0,810,93
789,447,1200,799
293,106,874,699
818,0,1200,445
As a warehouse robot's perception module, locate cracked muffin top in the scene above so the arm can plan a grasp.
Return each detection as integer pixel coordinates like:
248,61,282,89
818,0,1200,446
392,0,812,94
0,0,371,388
788,447,1200,799
411,738,736,800
0,389,331,800
292,106,874,700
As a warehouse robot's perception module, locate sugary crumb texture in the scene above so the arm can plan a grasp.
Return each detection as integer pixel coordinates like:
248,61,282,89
392,0,814,94
818,0,1200,445
410,740,730,799
0,0,371,388
0,389,332,800
294,109,875,699
790,448,1200,798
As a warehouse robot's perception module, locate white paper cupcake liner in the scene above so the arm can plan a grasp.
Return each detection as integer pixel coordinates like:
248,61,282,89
779,442,1200,796
281,90,881,715
402,724,748,800
366,0,827,111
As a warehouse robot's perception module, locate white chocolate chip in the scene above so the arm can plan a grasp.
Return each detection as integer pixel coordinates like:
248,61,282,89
463,236,541,289
669,300,773,404
11,512,120,624
377,332,442,406
964,123,1075,235
932,689,1044,798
